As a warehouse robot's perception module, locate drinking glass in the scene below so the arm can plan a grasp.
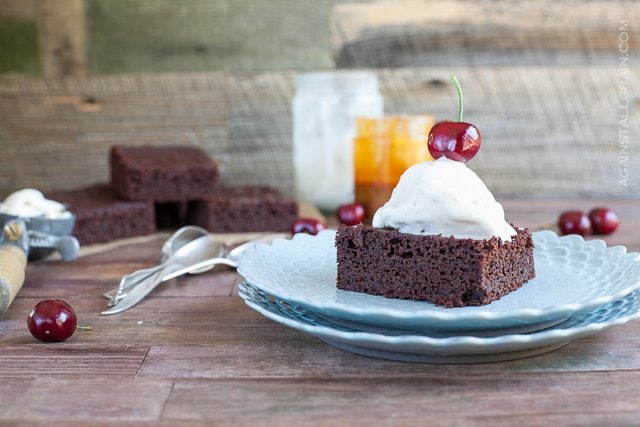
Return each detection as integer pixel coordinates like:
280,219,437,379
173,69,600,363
354,115,434,221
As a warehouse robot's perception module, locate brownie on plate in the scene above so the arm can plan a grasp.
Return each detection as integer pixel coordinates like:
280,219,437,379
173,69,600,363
335,224,535,307
188,186,298,233
110,145,219,202
47,184,156,245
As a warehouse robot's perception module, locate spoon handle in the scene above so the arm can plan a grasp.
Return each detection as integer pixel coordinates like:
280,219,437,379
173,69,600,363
102,264,177,315
102,234,284,315
102,258,238,315
103,264,165,304
161,257,237,282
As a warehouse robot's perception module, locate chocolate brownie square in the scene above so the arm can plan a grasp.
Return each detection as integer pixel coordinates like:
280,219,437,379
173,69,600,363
335,225,535,307
188,186,298,233
47,184,156,245
110,145,219,202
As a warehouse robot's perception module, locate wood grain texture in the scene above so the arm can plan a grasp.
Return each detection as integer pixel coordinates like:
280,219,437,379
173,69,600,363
1,67,638,199
0,378,172,422
226,72,295,189
0,72,229,195
162,373,640,424
0,199,639,424
0,17,40,75
0,0,36,20
85,0,332,73
137,321,640,379
379,67,640,198
334,0,640,67
37,0,86,78
7,0,637,73
0,345,148,378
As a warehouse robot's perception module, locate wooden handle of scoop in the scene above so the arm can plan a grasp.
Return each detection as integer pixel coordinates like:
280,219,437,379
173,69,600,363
0,245,27,314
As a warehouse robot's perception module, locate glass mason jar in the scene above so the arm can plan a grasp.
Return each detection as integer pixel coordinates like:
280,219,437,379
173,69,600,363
292,72,383,212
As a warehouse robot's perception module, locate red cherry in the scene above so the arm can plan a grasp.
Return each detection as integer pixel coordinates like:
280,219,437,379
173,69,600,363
427,76,481,163
588,207,619,235
337,203,365,226
291,218,326,236
427,121,481,163
27,299,77,342
558,211,591,236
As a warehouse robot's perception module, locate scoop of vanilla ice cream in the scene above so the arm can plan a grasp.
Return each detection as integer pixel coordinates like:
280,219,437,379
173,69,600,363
0,188,70,219
371,158,516,241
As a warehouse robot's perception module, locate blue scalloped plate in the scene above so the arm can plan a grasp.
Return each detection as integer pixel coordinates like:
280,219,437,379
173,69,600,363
239,283,640,364
237,230,640,332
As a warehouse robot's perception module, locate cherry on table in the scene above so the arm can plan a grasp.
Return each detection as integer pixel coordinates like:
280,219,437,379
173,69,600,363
27,299,77,342
291,218,326,236
337,203,365,226
558,211,591,236
588,207,619,235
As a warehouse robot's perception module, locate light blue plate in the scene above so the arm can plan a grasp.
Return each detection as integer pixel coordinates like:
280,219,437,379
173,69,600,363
239,283,640,364
237,230,640,332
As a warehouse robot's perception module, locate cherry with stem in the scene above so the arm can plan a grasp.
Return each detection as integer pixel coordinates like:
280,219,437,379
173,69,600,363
428,76,481,163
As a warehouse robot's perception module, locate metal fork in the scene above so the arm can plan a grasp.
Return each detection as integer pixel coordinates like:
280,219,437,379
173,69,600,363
101,233,285,315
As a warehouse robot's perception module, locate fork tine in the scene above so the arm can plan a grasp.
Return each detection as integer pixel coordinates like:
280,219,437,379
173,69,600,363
103,265,162,303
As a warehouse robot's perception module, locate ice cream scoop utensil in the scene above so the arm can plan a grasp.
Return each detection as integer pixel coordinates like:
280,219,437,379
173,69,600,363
28,230,79,261
0,219,29,314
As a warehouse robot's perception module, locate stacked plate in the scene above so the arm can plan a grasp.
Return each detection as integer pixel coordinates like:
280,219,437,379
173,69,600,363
237,230,640,363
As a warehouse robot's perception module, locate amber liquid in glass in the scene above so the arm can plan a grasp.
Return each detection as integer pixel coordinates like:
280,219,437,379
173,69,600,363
354,116,433,222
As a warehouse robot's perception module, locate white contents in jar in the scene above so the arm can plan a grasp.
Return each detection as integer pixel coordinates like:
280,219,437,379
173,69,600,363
292,71,383,211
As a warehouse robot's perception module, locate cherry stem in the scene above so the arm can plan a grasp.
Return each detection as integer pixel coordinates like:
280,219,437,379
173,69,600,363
451,75,463,122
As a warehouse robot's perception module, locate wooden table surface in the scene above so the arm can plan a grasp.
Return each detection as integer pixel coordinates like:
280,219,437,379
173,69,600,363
1,199,639,426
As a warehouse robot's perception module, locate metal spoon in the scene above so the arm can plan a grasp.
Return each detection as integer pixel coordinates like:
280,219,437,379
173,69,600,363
102,234,220,314
102,226,209,301
161,233,286,280
160,226,210,264
101,233,285,315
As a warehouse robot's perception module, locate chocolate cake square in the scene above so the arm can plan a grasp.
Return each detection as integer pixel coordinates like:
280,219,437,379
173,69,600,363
335,225,535,307
188,186,298,233
47,184,156,245
110,145,219,202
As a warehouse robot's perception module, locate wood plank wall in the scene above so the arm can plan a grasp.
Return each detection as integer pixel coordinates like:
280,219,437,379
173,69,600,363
0,0,638,199
334,0,638,67
85,0,333,73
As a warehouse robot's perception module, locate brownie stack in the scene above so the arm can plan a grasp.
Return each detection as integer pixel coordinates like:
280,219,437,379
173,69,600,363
47,184,156,245
188,186,297,233
111,145,219,202
48,145,297,245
